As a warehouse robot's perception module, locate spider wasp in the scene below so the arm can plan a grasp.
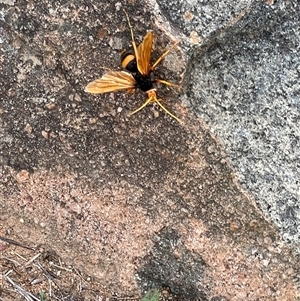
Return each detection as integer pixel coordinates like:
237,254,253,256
85,10,182,123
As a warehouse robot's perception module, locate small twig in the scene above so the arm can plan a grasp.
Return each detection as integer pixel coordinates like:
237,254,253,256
49,262,72,272
5,274,41,301
4,269,13,277
30,277,44,285
25,253,42,266
49,278,52,299
77,275,82,292
34,262,56,281
0,236,36,251
73,266,83,278
15,252,27,261
34,262,60,290
58,257,63,267
4,257,21,267
116,297,139,300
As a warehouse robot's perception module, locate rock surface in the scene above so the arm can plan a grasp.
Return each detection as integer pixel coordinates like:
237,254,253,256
1,0,299,300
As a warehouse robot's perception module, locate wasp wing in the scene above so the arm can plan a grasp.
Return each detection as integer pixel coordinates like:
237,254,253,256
136,31,153,76
85,71,136,94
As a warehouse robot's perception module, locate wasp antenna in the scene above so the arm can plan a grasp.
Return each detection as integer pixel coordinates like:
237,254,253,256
123,10,135,46
156,79,180,88
130,98,152,116
155,99,182,123
123,9,139,68
151,40,181,71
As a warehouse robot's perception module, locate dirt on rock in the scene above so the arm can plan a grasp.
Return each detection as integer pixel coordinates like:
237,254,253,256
1,0,300,300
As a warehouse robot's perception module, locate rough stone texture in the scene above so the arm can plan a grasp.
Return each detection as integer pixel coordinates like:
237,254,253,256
1,0,300,300
155,0,257,42
183,0,300,246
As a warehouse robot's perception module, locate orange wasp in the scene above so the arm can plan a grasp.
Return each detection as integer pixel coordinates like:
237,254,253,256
85,10,182,123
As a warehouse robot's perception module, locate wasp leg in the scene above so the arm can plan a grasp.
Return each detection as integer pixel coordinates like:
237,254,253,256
155,79,180,89
127,88,136,93
97,65,112,72
151,40,181,71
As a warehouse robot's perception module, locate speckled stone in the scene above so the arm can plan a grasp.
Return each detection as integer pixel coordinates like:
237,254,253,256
184,1,300,245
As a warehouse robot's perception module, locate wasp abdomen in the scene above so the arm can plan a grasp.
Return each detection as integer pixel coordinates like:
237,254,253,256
121,51,138,73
